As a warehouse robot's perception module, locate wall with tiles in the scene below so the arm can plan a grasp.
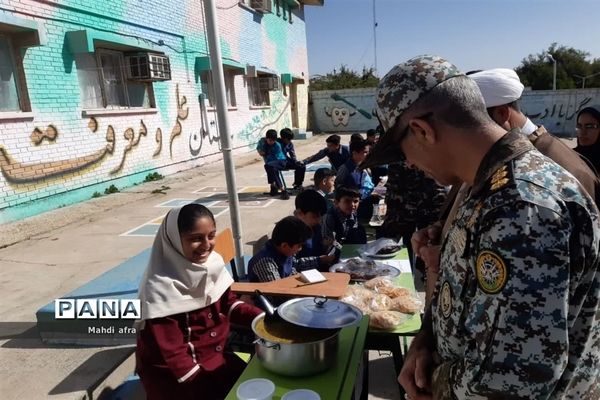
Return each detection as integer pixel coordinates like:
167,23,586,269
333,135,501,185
0,0,314,223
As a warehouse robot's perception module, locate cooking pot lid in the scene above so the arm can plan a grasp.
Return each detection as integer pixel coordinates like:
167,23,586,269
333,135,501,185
277,296,363,329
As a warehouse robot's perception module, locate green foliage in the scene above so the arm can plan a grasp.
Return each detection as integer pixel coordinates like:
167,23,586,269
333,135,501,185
144,172,164,182
309,65,379,91
516,43,600,90
104,185,120,195
92,191,102,198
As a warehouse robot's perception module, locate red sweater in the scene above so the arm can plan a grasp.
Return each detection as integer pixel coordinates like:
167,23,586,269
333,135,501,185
136,289,261,399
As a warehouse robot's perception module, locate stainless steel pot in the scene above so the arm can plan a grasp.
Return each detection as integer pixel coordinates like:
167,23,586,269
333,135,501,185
251,313,339,377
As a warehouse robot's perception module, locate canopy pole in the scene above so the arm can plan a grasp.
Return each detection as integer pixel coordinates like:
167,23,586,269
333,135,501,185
203,0,246,278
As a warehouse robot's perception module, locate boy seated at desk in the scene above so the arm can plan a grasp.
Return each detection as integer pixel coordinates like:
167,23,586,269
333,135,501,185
322,187,367,255
247,216,312,283
293,189,336,272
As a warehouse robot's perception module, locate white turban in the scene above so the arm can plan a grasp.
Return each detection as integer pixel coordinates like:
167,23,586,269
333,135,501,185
469,68,524,108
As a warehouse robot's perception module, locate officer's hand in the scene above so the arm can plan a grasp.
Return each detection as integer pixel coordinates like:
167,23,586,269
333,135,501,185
399,332,434,400
419,244,441,274
412,222,442,258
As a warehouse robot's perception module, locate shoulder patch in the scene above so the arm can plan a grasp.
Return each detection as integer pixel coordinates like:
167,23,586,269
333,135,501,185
476,251,508,294
440,281,453,318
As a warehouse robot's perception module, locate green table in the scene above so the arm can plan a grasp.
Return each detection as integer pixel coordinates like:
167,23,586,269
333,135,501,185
225,317,369,400
340,244,421,398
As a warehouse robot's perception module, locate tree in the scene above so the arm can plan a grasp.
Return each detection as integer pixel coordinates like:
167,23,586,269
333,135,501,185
516,43,600,90
309,65,379,91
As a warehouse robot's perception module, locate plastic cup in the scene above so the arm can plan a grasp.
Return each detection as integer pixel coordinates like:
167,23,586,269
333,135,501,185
236,378,276,400
281,389,321,400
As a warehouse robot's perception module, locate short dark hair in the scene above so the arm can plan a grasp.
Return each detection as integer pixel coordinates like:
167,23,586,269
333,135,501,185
177,203,215,234
350,133,364,143
266,129,278,140
577,106,600,124
314,167,335,184
295,189,327,216
349,139,367,154
334,186,360,201
271,216,312,246
366,129,376,138
280,128,294,140
326,134,341,145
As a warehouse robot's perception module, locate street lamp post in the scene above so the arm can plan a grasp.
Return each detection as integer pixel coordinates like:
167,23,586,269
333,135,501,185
547,54,557,90
573,71,600,89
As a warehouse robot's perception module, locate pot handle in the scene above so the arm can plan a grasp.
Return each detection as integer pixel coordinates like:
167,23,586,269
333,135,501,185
254,290,277,317
254,338,281,350
313,296,328,307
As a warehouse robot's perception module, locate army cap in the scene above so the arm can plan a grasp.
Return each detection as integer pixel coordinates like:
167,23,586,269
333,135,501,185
363,55,463,169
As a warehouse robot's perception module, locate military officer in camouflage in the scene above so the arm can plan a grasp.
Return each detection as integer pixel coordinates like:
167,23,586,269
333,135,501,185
364,55,600,399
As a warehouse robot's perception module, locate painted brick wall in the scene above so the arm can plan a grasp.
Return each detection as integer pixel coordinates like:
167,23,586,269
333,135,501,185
0,0,315,223
310,87,378,133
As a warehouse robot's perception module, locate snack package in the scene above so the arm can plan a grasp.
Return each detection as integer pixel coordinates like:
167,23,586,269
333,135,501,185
369,310,408,330
389,294,423,314
368,293,392,312
340,285,374,314
378,286,411,299
363,276,394,290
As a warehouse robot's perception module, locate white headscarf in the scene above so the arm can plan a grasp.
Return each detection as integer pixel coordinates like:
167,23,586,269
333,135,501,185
470,68,524,108
138,206,233,320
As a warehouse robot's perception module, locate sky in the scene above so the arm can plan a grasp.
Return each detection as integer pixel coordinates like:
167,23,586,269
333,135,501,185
304,0,600,78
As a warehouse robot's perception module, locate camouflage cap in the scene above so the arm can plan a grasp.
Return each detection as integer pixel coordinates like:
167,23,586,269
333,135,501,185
362,55,463,169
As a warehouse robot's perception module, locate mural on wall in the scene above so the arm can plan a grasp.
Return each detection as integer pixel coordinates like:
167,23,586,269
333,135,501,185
325,106,355,126
31,125,59,145
330,93,372,119
169,84,189,158
190,94,221,157
0,85,191,184
524,97,592,120
0,126,115,184
237,92,292,143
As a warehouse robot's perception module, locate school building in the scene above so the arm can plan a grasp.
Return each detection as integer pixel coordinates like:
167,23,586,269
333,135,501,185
0,0,322,223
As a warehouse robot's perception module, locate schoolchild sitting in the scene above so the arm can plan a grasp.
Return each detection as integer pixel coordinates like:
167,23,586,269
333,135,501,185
335,139,376,219
136,203,262,400
322,186,367,253
293,189,336,271
278,127,306,190
313,167,336,208
256,129,289,200
247,216,312,283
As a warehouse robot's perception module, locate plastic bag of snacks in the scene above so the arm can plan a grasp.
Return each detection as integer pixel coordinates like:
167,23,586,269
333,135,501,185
369,311,409,330
389,294,422,314
368,293,392,312
340,285,374,314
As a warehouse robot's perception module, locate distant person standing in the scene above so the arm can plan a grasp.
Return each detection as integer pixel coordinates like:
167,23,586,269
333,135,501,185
335,139,375,219
302,134,351,171
575,106,600,175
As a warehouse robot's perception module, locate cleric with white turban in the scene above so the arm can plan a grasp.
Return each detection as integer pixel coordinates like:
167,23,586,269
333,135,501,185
469,68,525,108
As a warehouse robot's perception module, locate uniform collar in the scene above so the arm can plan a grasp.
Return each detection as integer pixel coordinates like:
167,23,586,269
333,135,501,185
471,129,534,196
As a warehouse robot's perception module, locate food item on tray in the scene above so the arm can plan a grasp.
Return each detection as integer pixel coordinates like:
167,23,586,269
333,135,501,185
254,317,336,344
389,295,423,314
363,276,394,290
337,258,395,280
378,286,411,299
340,286,373,314
369,293,392,312
369,311,408,330
376,245,402,255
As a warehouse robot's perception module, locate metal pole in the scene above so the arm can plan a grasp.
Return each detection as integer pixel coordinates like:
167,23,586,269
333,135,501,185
553,60,557,90
203,0,245,278
373,0,377,75
582,77,586,89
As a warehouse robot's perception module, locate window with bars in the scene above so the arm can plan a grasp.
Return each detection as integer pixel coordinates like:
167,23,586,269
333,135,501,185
200,69,237,108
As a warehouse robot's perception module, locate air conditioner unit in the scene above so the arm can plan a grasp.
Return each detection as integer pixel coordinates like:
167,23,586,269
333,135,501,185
259,76,280,91
246,65,257,78
126,53,172,81
251,0,272,13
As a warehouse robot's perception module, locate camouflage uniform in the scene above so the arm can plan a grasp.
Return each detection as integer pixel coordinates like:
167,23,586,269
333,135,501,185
431,130,600,399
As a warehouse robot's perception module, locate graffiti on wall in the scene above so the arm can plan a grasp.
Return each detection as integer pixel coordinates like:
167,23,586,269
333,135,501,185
31,125,59,145
238,92,291,143
325,106,354,126
524,97,592,120
0,85,189,184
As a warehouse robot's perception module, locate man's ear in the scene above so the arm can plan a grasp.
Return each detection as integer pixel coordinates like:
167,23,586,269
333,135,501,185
489,105,511,129
408,117,437,144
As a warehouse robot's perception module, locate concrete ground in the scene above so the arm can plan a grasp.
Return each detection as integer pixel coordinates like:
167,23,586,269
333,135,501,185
0,133,402,400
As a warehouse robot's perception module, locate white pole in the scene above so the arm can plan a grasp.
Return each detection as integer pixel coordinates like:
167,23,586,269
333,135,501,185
373,0,377,75
553,60,557,90
203,0,246,278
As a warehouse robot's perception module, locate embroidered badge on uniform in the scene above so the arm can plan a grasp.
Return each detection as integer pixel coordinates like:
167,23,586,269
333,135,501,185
489,164,512,192
476,251,508,294
440,281,453,318
449,228,466,255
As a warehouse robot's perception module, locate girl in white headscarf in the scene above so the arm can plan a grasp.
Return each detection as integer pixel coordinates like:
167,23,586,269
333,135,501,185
136,203,261,400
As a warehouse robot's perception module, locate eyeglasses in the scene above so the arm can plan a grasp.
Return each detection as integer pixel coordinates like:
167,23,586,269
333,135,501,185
576,123,600,131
